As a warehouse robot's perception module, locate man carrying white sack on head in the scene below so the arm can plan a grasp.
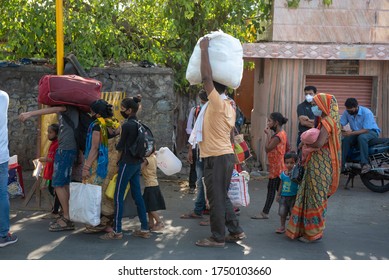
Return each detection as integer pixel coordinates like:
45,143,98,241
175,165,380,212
189,36,245,248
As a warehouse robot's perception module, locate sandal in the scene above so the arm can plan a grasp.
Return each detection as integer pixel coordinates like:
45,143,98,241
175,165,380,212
199,219,210,226
133,230,152,239
275,228,286,234
83,224,106,234
251,212,269,219
99,231,123,240
180,212,202,219
225,232,246,243
195,237,225,248
49,217,75,232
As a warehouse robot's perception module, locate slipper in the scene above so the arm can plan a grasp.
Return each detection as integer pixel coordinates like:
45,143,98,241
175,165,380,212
180,212,202,219
275,228,286,234
199,219,210,226
251,212,269,219
195,238,225,248
225,232,246,243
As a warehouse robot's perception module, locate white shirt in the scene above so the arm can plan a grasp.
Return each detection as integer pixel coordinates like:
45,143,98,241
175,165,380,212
0,90,9,164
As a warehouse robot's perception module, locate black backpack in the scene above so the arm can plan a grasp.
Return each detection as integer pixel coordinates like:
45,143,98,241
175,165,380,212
62,110,93,153
129,119,155,158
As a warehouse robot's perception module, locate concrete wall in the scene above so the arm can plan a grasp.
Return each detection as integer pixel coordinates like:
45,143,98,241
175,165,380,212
0,65,176,170
272,0,389,43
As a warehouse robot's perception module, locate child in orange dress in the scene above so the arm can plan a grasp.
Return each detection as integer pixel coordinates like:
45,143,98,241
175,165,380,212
252,112,289,219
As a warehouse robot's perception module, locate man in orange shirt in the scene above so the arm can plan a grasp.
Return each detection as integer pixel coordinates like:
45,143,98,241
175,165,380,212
194,37,245,248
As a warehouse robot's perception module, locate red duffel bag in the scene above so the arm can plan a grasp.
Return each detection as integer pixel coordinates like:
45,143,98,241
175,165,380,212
38,75,102,111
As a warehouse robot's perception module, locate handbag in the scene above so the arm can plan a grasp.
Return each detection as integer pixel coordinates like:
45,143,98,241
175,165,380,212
105,174,131,200
69,182,102,226
203,169,250,208
228,170,250,207
290,162,305,184
233,132,252,163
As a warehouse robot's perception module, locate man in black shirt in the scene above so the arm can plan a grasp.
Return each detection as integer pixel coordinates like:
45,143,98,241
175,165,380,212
296,85,317,149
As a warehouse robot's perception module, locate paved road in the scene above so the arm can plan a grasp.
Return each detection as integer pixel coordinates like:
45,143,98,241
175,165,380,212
2,172,389,260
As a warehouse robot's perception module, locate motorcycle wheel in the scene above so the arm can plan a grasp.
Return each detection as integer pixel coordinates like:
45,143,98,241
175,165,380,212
360,172,389,193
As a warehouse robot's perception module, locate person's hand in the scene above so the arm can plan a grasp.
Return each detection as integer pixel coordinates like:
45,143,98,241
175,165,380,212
19,112,32,122
199,36,210,50
264,127,271,135
39,157,46,162
82,165,91,181
342,130,352,137
276,195,281,202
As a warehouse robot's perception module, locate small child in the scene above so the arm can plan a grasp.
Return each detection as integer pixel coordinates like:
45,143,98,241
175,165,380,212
300,128,320,164
141,151,166,232
275,152,299,234
40,123,62,219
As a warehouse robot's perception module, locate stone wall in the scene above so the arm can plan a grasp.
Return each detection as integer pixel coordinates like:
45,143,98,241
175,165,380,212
0,64,180,171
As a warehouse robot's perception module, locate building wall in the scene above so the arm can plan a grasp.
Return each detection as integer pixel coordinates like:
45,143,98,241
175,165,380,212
250,58,389,169
272,0,389,43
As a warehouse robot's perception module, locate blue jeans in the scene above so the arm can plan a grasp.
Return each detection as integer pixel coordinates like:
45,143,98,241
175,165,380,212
342,130,378,167
113,162,148,233
193,159,205,216
0,162,10,237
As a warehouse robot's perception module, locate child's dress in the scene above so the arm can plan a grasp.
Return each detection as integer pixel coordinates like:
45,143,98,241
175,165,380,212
43,139,58,182
141,154,166,212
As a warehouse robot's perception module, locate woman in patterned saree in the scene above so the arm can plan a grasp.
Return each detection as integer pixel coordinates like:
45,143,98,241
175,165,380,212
286,93,341,243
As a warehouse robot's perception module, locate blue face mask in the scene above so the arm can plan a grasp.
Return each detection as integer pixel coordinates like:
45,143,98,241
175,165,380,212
311,105,323,117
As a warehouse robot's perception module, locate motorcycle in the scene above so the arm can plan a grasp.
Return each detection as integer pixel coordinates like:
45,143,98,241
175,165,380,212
344,138,389,193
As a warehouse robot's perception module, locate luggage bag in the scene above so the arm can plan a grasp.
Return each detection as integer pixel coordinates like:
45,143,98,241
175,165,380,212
38,74,102,111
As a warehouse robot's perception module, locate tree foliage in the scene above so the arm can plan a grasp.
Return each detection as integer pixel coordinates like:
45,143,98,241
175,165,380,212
0,0,272,92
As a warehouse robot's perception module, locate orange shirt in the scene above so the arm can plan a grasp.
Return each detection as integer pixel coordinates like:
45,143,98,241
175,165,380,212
267,130,287,179
199,89,235,158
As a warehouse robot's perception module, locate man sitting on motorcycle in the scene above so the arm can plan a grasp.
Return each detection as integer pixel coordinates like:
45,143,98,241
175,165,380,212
340,97,381,174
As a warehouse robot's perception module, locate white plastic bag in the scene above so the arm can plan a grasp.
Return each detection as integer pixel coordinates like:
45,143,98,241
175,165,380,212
228,170,250,207
32,159,43,179
69,182,102,226
186,30,243,89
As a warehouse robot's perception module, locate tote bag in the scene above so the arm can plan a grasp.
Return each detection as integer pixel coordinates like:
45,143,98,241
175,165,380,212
69,182,102,226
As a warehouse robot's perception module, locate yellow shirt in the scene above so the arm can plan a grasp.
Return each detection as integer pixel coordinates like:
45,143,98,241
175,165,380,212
141,154,159,187
199,89,235,158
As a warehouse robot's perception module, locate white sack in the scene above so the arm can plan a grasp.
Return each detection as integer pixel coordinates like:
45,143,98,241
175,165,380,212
186,30,243,89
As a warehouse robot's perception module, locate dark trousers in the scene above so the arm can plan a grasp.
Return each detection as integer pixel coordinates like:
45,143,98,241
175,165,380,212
262,177,281,214
342,130,378,167
48,180,61,214
189,148,197,189
204,154,243,242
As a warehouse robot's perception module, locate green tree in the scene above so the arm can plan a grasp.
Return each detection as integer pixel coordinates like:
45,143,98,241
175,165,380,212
0,0,272,93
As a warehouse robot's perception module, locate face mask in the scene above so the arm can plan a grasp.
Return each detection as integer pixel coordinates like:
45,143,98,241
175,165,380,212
311,105,322,117
120,111,129,119
305,94,313,103
347,107,358,115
